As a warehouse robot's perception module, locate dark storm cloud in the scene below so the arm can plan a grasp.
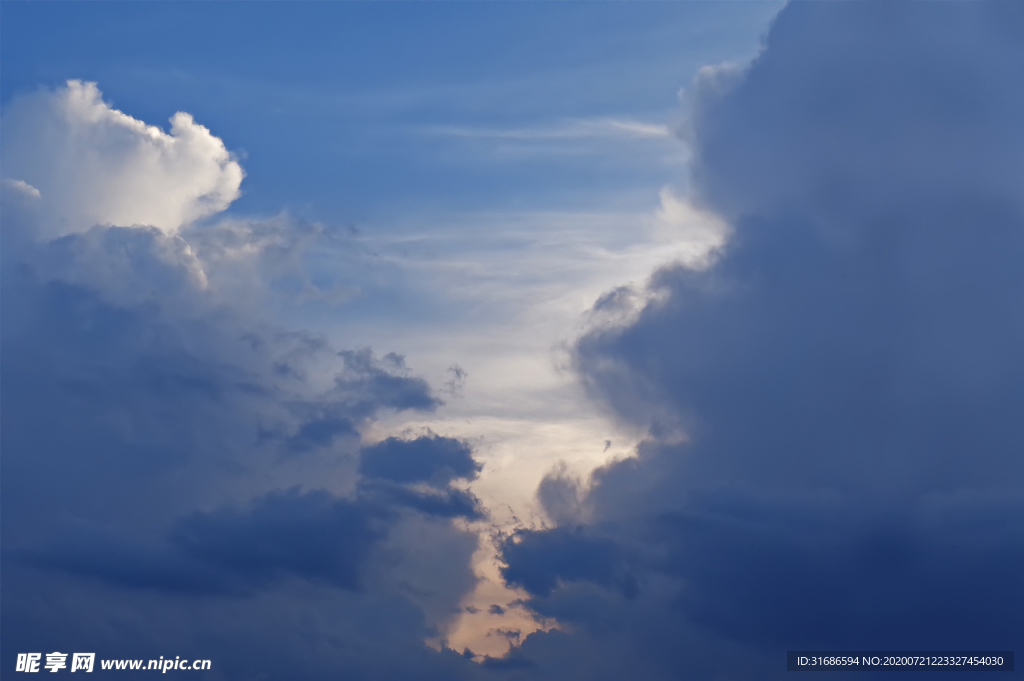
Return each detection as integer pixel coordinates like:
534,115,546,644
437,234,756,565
170,488,382,591
360,434,482,485
1,218,486,678
501,3,1024,678
24,476,483,599
22,532,236,595
285,416,358,451
500,528,636,599
358,479,485,520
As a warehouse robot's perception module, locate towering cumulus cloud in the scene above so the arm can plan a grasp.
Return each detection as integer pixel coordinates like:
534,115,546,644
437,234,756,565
2,80,243,238
2,83,487,679
501,3,1024,679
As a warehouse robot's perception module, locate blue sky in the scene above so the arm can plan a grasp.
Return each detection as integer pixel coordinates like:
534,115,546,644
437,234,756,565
3,2,778,220
3,2,1022,679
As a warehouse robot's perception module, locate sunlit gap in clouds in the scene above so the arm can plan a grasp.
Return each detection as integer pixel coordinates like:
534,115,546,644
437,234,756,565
237,114,732,654
346,193,730,656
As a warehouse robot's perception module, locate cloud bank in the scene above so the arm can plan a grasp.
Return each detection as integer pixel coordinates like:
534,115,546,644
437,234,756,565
2,82,489,680
500,3,1024,678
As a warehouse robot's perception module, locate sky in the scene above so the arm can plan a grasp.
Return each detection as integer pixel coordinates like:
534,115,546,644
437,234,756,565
2,2,1022,680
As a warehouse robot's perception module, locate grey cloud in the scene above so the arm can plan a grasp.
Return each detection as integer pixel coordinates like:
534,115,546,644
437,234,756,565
501,3,1024,678
360,434,481,485
536,464,583,527
358,480,485,520
1,220,482,677
20,532,237,596
336,349,441,414
170,489,382,591
500,528,637,599
285,416,358,452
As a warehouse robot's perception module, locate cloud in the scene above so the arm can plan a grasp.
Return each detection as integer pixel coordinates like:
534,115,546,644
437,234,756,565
360,434,481,485
171,489,382,591
1,243,488,675
359,479,485,520
429,117,673,142
500,528,637,599
26,488,400,597
27,225,211,308
500,3,1024,678
649,187,729,269
336,350,441,414
1,80,243,238
535,464,584,527
1,84,487,680
1,177,41,198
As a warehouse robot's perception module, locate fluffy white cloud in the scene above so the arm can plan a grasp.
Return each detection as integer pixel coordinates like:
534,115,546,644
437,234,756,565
2,80,243,238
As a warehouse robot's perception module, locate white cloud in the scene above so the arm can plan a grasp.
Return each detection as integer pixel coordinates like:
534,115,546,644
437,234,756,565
429,117,673,142
650,187,730,269
1,80,243,238
0,178,42,199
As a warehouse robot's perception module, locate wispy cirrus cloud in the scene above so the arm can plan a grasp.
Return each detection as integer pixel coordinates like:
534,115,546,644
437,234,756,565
427,117,673,142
